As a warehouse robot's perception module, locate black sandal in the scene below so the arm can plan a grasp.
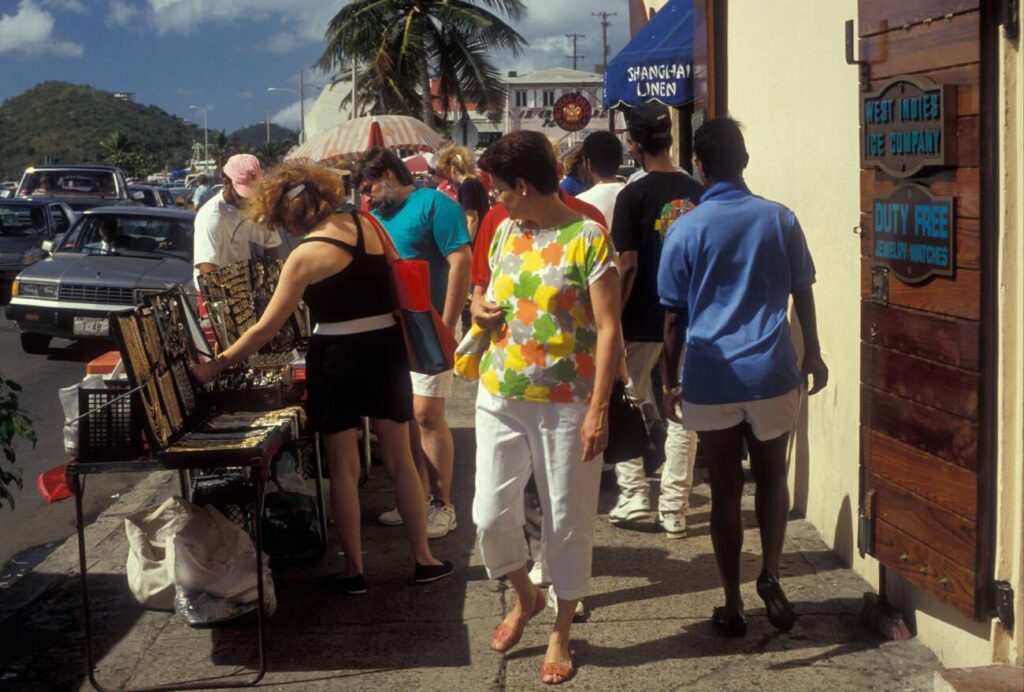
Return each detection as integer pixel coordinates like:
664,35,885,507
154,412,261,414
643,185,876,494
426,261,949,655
756,570,796,632
327,573,367,595
712,606,747,637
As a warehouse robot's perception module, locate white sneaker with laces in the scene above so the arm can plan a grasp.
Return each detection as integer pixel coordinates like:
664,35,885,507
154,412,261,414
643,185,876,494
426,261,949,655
378,499,431,526
528,561,549,586
426,502,457,539
608,493,654,524
658,511,687,539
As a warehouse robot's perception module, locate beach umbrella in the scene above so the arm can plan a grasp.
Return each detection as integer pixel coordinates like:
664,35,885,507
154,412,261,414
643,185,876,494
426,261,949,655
402,153,434,174
285,115,445,164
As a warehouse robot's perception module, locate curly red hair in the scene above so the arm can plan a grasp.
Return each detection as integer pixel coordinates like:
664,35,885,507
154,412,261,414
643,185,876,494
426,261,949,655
246,161,346,236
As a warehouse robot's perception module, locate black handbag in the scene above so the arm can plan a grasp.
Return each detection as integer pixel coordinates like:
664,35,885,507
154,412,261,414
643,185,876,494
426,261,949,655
604,380,650,463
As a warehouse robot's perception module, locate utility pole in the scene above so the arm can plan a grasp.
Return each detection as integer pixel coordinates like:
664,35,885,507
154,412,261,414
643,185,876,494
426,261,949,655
299,68,306,145
565,33,585,70
593,10,618,130
265,110,271,144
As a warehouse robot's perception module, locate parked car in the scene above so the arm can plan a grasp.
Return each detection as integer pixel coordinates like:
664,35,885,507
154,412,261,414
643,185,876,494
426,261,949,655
6,206,196,354
0,199,76,283
16,165,133,212
129,184,177,208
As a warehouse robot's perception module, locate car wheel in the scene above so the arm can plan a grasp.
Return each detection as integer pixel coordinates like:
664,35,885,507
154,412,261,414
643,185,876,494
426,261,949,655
20,333,51,355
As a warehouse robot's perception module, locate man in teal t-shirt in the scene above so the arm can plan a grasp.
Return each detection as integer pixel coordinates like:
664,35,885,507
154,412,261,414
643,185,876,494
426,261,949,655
356,147,471,540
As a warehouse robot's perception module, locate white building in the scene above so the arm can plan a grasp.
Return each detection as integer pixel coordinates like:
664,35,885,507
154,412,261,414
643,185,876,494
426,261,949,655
504,67,610,150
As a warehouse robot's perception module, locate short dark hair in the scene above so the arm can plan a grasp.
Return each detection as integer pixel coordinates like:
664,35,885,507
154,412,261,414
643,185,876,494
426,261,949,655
627,102,673,155
352,147,414,188
478,131,559,194
196,174,208,185
581,131,623,178
693,118,749,180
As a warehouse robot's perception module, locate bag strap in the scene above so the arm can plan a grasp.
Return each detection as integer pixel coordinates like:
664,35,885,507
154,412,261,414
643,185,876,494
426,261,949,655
485,218,515,302
359,211,400,265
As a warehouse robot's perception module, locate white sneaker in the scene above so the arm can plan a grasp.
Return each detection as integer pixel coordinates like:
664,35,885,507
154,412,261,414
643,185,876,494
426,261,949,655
658,511,687,539
608,493,654,524
379,499,431,526
528,561,549,586
426,502,457,539
546,585,585,617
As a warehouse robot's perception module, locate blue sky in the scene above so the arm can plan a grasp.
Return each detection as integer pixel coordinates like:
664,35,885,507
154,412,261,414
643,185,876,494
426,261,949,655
0,0,631,133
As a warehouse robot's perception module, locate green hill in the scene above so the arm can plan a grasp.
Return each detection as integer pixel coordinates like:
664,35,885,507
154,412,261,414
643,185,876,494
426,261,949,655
229,123,297,148
0,81,198,180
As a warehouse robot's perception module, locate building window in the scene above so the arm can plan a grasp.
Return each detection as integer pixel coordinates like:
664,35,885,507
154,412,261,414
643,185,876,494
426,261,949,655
514,90,527,107
543,90,556,106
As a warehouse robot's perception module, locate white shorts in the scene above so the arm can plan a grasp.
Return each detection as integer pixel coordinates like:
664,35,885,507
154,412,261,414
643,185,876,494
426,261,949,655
410,369,454,399
681,387,802,441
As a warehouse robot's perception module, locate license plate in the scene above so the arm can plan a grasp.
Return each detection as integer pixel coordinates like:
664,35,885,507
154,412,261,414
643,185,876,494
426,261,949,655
73,316,109,336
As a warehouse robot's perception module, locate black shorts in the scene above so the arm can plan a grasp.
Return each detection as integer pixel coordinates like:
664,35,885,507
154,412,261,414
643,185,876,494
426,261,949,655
305,324,413,434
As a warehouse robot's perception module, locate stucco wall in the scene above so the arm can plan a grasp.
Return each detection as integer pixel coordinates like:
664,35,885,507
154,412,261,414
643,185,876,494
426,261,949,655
726,0,1021,668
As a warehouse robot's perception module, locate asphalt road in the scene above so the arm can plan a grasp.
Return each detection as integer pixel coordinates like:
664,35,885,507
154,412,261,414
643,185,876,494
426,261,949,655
0,296,142,579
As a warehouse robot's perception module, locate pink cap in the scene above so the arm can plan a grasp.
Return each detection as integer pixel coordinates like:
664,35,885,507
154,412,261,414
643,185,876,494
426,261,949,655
223,154,261,198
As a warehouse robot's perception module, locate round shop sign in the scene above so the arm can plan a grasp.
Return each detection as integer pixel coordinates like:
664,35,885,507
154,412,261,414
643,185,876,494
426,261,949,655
552,93,592,132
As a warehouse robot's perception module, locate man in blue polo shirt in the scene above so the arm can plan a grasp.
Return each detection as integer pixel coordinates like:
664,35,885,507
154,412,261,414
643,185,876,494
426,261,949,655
355,147,471,540
658,118,828,638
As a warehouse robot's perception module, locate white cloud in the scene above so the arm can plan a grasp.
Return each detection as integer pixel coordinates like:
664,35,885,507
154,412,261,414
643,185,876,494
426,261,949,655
236,90,254,100
270,97,318,132
107,0,136,25
0,1,84,58
41,0,86,12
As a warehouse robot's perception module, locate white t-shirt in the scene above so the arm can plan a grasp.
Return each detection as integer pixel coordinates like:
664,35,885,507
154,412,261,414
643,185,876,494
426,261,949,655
577,181,625,232
192,191,281,287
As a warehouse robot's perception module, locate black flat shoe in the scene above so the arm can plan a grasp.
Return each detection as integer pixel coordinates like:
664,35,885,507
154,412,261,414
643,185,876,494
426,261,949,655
712,606,747,637
413,560,454,584
756,570,796,632
327,573,367,595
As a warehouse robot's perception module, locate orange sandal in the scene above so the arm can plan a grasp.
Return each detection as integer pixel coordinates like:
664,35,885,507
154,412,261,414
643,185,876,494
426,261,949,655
491,587,546,652
540,657,575,685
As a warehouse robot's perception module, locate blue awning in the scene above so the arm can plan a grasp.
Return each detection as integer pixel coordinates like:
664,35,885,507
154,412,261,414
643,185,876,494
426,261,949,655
604,0,694,109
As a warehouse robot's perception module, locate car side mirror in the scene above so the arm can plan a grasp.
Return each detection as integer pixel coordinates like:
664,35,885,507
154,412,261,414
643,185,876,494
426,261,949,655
42,233,64,254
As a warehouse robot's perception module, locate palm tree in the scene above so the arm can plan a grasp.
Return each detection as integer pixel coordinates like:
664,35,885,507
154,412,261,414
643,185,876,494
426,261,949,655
317,0,528,126
98,130,135,160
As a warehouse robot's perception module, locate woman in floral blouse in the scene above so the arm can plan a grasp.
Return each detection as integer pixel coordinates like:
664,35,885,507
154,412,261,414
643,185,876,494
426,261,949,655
472,131,621,685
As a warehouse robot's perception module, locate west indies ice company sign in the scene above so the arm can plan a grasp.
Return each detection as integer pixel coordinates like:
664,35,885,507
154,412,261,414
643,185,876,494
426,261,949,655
861,75,956,178
873,183,955,284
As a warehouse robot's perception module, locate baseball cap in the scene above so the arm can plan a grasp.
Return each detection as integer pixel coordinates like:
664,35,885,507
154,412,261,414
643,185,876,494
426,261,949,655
223,154,262,198
626,102,672,143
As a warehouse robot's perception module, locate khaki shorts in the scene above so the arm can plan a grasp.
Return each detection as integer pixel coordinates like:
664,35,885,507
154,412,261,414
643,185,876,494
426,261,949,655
681,387,801,441
410,369,454,399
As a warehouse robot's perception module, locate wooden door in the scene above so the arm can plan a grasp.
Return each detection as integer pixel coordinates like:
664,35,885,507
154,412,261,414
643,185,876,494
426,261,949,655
857,0,994,621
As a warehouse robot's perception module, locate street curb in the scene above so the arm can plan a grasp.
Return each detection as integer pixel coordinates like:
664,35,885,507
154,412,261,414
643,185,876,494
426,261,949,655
0,470,177,625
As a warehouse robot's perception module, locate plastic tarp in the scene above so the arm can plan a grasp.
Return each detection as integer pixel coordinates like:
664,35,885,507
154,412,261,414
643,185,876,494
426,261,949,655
604,0,694,109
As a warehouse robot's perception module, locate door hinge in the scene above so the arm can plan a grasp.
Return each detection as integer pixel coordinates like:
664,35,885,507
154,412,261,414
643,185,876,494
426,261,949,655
871,266,889,305
858,488,876,557
993,581,1014,630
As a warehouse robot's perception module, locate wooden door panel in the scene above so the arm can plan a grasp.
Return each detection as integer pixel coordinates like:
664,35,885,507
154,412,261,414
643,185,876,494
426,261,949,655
863,428,978,519
861,344,979,419
861,168,981,220
874,519,976,618
870,473,977,568
860,302,980,370
861,385,977,470
860,259,980,320
861,12,979,79
859,0,979,37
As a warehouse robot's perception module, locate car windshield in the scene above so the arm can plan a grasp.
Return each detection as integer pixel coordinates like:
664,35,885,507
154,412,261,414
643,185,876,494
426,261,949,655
0,204,46,235
20,170,118,198
59,214,193,262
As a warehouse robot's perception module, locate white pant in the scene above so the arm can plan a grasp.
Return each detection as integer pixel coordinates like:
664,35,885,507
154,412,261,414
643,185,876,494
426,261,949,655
614,341,697,514
473,388,603,601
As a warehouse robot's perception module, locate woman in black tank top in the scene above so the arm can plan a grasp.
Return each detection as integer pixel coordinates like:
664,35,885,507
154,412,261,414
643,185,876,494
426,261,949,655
193,162,453,592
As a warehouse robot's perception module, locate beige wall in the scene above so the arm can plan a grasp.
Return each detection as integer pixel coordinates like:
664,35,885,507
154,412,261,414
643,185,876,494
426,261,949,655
727,0,1022,668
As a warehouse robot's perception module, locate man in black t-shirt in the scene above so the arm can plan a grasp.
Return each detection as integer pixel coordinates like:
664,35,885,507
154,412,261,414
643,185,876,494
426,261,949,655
609,102,704,538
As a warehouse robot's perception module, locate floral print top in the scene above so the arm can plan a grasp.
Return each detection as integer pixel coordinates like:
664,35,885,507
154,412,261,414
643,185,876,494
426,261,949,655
480,218,616,404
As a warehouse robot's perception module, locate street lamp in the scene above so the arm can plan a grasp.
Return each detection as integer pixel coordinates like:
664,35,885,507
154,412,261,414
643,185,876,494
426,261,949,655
188,105,209,172
267,69,325,145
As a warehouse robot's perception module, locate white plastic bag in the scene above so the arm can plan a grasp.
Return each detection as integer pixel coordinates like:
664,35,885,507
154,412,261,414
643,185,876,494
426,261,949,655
124,496,193,611
59,374,104,456
172,504,275,626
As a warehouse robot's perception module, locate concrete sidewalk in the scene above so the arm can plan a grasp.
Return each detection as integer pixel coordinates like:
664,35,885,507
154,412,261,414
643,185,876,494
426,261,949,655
0,378,941,691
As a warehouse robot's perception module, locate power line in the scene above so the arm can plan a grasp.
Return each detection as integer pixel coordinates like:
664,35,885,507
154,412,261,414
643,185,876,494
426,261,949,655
565,32,586,70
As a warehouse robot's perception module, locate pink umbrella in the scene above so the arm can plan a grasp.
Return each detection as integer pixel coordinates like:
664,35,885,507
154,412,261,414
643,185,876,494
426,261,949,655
285,115,445,164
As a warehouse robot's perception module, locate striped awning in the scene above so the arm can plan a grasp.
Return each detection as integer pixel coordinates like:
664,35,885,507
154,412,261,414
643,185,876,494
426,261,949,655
285,115,445,164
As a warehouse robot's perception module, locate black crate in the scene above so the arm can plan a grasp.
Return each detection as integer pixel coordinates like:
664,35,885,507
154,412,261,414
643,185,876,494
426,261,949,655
78,385,144,462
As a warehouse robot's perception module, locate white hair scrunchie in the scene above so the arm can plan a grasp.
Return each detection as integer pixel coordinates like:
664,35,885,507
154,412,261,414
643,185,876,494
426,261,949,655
285,183,306,200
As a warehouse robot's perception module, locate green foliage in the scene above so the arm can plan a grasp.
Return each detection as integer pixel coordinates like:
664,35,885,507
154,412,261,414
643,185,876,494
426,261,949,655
0,82,199,180
317,0,528,123
229,123,298,149
0,377,36,511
